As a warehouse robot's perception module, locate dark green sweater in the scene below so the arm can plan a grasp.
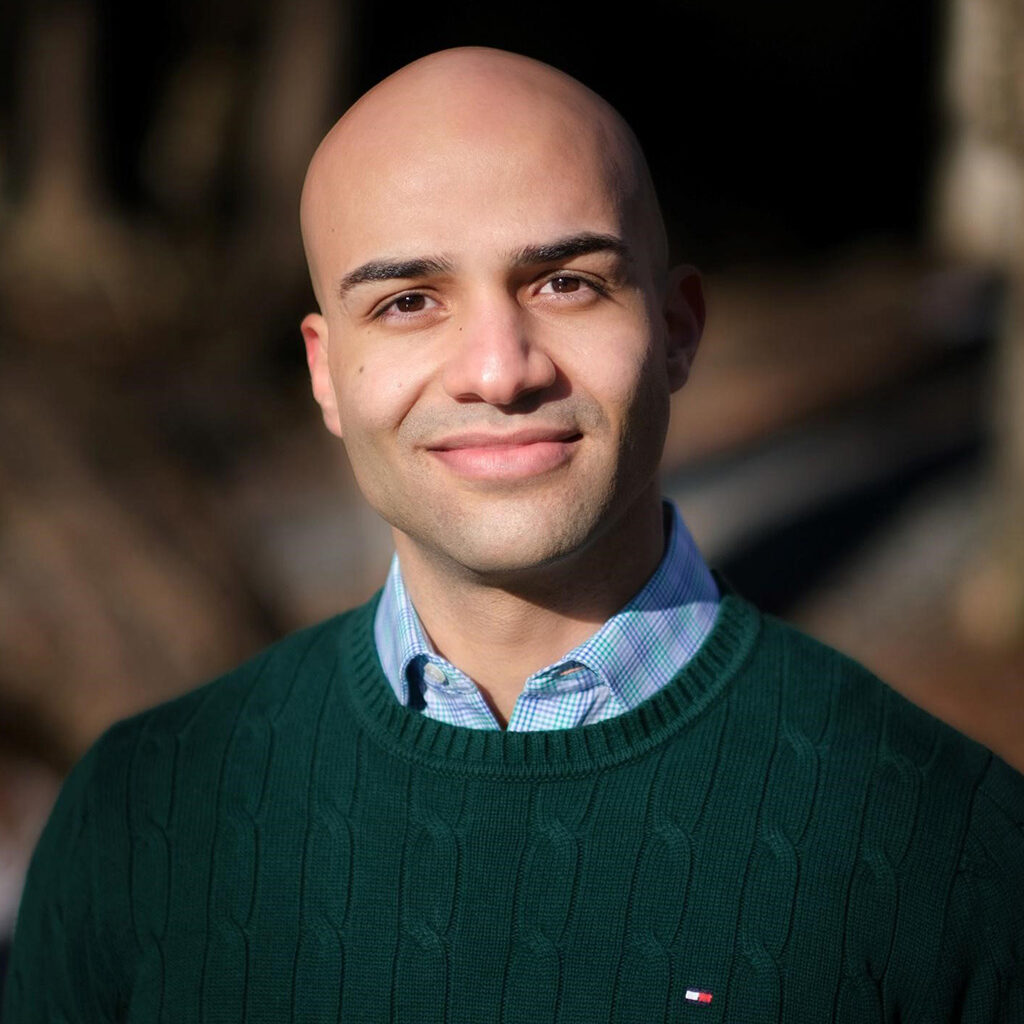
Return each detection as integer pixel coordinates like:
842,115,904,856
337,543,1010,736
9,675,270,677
4,592,1024,1022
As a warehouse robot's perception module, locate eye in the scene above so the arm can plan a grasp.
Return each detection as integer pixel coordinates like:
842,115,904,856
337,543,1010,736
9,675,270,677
375,291,438,319
540,275,587,294
544,276,584,293
537,274,606,299
393,294,427,312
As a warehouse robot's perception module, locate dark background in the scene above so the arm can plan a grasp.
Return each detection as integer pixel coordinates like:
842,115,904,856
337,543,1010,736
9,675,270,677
79,0,942,266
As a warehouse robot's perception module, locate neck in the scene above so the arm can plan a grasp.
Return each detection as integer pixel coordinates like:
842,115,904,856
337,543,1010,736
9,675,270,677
393,495,666,726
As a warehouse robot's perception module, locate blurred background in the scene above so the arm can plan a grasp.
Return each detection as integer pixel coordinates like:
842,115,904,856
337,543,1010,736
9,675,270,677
1,0,1022,991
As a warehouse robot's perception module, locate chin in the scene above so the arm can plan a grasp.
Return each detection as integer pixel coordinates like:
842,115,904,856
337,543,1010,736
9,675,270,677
400,496,608,580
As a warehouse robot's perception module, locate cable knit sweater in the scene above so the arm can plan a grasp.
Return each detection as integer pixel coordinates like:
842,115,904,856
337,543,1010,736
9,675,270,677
4,591,1023,1022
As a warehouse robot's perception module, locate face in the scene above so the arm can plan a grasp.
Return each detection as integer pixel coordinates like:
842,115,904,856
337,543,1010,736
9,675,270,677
302,92,700,584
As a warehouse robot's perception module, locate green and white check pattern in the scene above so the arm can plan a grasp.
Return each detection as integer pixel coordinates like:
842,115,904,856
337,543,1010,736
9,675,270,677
373,502,720,731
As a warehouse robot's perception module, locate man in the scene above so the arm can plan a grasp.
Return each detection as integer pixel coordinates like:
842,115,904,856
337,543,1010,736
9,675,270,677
4,47,1023,1023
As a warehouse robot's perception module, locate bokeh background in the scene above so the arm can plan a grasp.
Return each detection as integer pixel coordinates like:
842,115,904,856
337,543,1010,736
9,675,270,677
2,0,1023,991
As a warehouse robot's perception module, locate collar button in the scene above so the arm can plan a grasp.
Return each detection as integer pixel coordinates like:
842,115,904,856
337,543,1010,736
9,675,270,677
423,662,449,687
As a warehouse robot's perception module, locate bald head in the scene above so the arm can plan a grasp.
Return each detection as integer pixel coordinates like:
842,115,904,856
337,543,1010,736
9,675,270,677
300,48,667,309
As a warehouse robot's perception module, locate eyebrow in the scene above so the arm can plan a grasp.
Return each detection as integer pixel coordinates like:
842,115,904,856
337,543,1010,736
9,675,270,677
337,255,455,300
336,232,631,302
509,232,631,267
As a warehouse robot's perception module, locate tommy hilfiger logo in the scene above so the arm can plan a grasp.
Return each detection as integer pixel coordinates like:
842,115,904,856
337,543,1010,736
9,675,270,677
685,989,713,1005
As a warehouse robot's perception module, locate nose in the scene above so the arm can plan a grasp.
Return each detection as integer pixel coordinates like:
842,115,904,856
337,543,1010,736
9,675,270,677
441,299,557,406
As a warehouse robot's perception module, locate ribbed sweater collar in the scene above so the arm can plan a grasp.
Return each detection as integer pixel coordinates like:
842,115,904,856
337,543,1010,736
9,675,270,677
340,585,763,780
337,589,761,778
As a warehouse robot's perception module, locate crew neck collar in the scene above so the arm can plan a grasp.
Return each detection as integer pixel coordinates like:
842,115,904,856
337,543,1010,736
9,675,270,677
339,581,761,779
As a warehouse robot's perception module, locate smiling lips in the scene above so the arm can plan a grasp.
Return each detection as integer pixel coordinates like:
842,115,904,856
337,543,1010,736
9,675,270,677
428,427,583,480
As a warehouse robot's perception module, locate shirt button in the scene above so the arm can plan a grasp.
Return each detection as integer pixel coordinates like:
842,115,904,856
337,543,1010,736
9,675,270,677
423,662,448,686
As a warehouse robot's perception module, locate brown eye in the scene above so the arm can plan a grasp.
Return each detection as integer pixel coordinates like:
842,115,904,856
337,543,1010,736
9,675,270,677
394,294,427,312
549,276,582,293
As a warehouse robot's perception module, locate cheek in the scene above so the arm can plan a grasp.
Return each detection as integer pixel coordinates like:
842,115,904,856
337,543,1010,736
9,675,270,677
566,301,664,410
583,336,665,424
603,344,672,459
333,351,427,437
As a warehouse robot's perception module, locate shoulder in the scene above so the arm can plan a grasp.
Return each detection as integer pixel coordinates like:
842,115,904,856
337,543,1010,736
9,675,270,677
738,601,1024,852
62,599,379,835
2,602,379,1019
745,607,1024,1001
755,607,1004,773
34,598,378,882
99,601,374,758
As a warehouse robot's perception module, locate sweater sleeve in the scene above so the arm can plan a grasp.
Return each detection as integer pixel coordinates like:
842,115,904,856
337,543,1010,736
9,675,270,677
932,753,1024,1023
2,744,123,1022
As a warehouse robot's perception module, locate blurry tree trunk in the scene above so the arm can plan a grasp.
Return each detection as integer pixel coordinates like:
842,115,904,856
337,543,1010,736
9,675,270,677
233,0,349,313
17,1,98,238
0,0,356,765
1,0,138,335
933,0,1024,644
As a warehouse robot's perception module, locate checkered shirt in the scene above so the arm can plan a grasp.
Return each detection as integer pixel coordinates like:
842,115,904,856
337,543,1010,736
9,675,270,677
372,502,720,731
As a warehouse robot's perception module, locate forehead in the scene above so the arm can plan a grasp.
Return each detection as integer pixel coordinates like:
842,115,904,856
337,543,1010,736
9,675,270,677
305,93,637,287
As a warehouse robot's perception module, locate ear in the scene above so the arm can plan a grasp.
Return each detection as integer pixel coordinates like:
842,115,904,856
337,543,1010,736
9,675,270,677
301,313,343,438
662,264,706,392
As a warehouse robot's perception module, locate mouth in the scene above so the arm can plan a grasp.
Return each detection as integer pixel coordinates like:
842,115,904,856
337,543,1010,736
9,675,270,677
427,428,583,480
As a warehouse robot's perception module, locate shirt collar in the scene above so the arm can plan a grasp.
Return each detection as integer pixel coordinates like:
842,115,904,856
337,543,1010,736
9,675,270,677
373,501,719,727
